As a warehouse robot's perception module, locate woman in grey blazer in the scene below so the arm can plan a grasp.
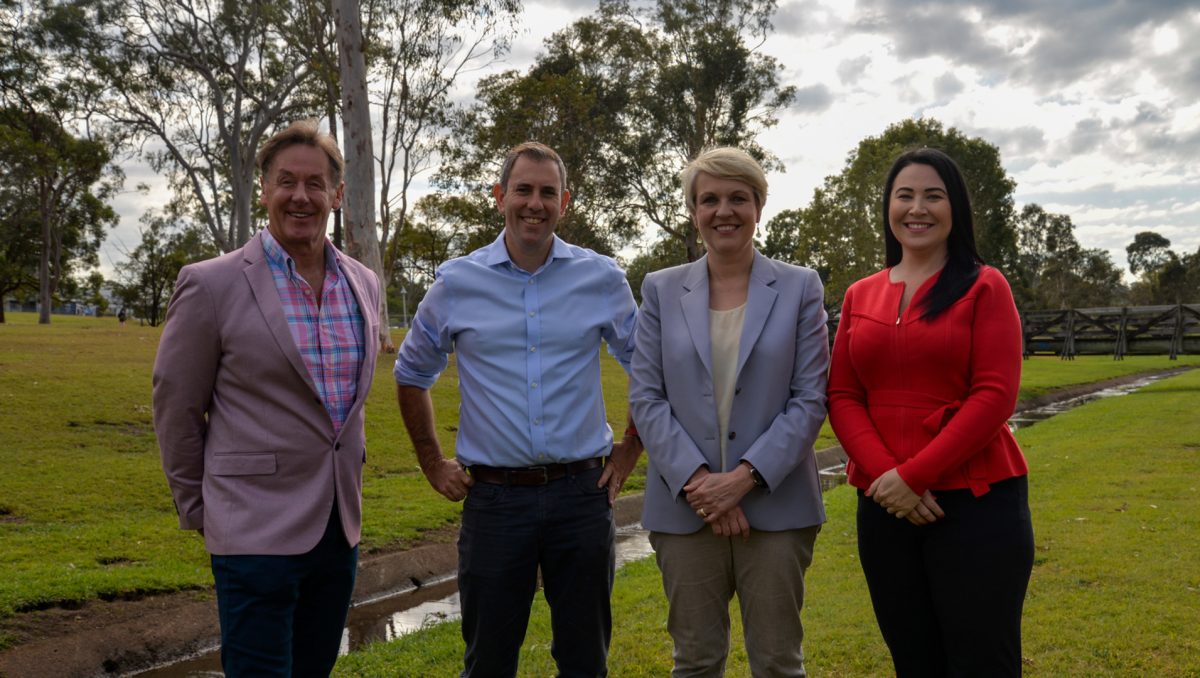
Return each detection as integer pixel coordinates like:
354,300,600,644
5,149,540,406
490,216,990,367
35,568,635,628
630,147,830,677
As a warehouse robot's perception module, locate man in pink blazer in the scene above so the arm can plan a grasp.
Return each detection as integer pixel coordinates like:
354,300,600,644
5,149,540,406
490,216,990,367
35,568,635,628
153,120,380,677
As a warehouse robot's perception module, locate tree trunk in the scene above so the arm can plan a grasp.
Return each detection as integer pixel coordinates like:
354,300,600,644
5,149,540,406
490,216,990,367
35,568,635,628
38,185,52,324
684,228,701,262
334,0,394,351
326,94,343,250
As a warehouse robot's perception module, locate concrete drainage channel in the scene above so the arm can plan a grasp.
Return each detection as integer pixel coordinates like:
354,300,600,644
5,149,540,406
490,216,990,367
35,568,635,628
0,367,1188,677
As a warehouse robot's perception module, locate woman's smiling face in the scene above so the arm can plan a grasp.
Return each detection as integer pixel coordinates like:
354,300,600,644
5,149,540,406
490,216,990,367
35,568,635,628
887,162,952,261
691,172,761,260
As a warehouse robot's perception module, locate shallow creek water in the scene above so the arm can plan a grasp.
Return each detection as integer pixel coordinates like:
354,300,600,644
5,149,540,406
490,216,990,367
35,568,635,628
130,372,1170,677
130,526,655,677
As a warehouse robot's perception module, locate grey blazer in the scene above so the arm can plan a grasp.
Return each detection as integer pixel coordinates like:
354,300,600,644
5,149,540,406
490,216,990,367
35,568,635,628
630,251,829,534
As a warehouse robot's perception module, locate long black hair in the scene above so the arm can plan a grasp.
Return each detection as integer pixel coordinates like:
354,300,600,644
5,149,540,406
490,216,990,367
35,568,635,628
882,147,982,320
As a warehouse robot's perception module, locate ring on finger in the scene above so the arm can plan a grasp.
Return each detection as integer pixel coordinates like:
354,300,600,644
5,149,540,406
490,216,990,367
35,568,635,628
698,508,708,518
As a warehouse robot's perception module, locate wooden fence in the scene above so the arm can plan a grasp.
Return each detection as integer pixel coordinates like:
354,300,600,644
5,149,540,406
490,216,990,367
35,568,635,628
824,304,1200,360
1020,304,1200,360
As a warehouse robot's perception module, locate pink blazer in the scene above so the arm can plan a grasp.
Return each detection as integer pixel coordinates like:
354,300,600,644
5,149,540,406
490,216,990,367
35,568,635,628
152,232,380,555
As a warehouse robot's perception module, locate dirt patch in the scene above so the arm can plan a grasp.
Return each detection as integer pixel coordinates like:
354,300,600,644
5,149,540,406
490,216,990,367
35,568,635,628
0,496,643,677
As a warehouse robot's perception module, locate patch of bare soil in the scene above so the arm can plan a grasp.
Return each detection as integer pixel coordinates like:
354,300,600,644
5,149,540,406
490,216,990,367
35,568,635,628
0,532,460,678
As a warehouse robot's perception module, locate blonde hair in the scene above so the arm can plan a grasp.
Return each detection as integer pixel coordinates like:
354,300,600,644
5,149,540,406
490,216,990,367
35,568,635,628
256,119,345,185
680,147,768,213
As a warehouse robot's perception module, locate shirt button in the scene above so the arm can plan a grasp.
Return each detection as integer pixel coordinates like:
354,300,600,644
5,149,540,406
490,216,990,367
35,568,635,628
529,311,535,317
528,279,534,285
529,346,537,352
531,382,538,388
534,418,541,425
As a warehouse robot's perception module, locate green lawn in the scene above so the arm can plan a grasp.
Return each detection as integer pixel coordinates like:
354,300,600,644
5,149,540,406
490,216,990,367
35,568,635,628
0,310,1196,639
335,367,1200,676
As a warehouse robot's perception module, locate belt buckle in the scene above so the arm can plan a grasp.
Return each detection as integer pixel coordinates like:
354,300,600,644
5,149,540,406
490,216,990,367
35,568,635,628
524,465,550,485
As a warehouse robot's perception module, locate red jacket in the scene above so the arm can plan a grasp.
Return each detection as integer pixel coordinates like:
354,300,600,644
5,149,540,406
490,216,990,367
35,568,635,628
828,266,1028,496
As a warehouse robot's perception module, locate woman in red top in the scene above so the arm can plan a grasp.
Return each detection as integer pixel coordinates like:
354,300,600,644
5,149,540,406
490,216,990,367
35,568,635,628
828,148,1034,677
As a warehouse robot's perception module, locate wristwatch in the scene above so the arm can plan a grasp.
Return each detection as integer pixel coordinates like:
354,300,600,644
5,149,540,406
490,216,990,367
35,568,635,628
742,461,766,488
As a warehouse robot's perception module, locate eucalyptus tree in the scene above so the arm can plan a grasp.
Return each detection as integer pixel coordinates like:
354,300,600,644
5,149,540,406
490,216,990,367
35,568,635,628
621,0,795,261
437,0,793,262
1126,231,1173,277
75,0,318,252
1013,204,1124,309
370,0,519,293
114,211,217,325
1,1,121,323
1126,232,1200,305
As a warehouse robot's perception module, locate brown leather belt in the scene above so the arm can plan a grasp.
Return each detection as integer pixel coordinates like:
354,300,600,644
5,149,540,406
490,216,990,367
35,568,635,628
469,457,604,486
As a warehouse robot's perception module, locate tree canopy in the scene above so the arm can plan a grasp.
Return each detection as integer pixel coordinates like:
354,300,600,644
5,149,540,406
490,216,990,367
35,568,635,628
435,0,794,261
762,118,1018,306
1126,232,1199,304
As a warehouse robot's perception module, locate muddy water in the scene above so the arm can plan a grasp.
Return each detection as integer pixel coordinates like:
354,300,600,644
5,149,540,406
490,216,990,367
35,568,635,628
131,373,1171,676
1006,373,1169,431
129,527,654,677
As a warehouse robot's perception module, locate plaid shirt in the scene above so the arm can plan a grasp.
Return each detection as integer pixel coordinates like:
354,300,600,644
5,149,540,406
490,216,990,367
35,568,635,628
262,230,365,435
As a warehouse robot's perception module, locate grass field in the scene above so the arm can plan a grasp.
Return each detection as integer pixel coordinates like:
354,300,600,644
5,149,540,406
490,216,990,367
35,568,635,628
334,367,1200,676
1,310,1197,641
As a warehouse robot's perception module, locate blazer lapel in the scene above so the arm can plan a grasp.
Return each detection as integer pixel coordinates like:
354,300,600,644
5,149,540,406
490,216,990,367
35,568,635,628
736,251,778,379
680,257,714,380
243,233,321,398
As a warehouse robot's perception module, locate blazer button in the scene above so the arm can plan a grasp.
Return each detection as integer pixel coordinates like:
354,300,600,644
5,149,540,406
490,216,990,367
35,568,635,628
728,431,736,440
335,442,342,451
735,387,741,395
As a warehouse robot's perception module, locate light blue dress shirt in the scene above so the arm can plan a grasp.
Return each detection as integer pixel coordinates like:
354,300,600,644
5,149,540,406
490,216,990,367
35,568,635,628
394,233,637,468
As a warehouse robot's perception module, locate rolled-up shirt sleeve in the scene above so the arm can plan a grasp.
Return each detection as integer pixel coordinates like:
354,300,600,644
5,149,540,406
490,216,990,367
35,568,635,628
394,272,454,389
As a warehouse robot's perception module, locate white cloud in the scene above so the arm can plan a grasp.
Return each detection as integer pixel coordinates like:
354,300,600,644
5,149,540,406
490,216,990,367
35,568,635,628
97,0,1200,281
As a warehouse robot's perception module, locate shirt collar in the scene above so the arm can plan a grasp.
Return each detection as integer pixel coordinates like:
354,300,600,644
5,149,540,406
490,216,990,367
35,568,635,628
261,229,341,280
482,231,575,271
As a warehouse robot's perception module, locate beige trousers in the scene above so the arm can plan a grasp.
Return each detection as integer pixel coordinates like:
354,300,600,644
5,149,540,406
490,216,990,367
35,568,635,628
649,526,819,678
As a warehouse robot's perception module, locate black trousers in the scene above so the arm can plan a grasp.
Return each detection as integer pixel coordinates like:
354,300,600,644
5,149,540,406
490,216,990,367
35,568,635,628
857,475,1034,678
457,464,615,678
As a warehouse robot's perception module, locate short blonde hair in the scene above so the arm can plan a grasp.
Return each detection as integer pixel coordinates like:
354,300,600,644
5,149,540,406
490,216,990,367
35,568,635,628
680,147,768,213
256,119,345,186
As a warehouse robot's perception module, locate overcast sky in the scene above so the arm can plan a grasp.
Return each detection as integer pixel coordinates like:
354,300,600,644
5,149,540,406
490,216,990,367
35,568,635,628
102,0,1200,279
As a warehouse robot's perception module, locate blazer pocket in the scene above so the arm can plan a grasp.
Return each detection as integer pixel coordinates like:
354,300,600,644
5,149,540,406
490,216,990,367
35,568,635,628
210,452,277,476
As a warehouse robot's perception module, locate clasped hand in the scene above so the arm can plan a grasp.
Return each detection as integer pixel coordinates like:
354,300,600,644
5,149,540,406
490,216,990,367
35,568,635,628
867,468,944,525
684,467,753,539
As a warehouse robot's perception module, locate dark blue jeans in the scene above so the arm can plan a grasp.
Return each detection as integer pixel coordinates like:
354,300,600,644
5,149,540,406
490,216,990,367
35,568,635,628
857,475,1035,678
210,505,358,678
458,464,615,678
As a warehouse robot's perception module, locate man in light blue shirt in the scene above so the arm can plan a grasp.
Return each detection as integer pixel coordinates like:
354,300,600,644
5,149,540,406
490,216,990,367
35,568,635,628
394,141,642,677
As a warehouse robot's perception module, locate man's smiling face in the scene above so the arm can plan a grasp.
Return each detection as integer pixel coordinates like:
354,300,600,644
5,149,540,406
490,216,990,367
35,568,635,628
260,144,343,257
493,154,570,272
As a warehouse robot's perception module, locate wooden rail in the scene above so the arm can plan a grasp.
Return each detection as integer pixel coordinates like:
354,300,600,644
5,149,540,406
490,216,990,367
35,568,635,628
1020,304,1200,360
824,304,1200,360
